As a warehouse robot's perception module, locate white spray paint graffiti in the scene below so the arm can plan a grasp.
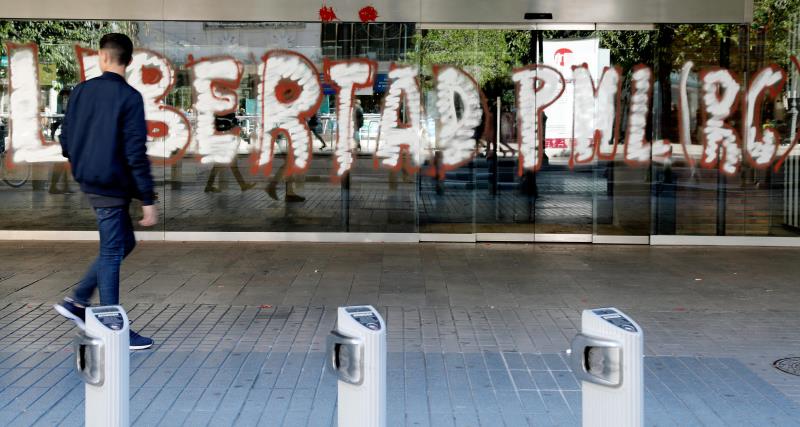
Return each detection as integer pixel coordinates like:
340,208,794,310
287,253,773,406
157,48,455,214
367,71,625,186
127,51,191,162
624,66,655,164
257,51,322,175
434,66,483,175
678,62,696,167
325,59,376,177
652,136,673,162
512,65,565,172
700,68,742,174
75,46,102,80
375,65,425,171
744,65,785,168
6,43,65,163
190,56,243,164
76,47,191,163
3,42,799,177
571,65,620,165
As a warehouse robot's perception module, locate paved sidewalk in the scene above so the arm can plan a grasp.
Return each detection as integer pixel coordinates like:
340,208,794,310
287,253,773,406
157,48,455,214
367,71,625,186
1,242,799,426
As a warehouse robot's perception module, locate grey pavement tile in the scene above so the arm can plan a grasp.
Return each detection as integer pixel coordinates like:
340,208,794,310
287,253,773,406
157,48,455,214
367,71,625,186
643,364,703,426
531,371,558,391
522,354,548,371
0,386,51,425
256,387,293,427
550,371,579,391
387,369,406,424
1,243,800,425
232,390,271,427
132,386,182,426
31,384,83,426
502,352,527,370
406,410,430,427
541,354,569,371
305,376,337,427
509,369,536,391
62,398,86,426
129,387,164,423
539,391,572,419
488,369,515,391
163,387,206,426
518,390,548,415
429,412,456,427
561,391,580,416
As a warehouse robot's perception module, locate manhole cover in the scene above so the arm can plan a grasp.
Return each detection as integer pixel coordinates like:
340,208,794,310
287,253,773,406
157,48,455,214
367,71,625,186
773,358,800,376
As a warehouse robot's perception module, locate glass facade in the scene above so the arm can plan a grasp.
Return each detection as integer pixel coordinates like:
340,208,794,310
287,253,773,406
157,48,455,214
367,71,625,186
0,16,798,240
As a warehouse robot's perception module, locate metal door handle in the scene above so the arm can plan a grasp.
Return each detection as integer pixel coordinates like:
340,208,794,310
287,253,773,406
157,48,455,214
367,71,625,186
74,332,104,386
327,330,364,385
570,334,622,387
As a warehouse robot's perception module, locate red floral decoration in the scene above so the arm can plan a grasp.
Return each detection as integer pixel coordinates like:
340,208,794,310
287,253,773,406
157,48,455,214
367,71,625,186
358,6,378,22
319,5,338,22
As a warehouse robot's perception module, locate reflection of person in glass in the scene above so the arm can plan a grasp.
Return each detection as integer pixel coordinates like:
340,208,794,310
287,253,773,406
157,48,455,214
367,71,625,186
499,106,517,157
480,100,497,195
49,89,73,194
520,113,545,199
266,133,305,202
53,33,155,350
309,113,327,151
353,98,364,152
204,112,255,192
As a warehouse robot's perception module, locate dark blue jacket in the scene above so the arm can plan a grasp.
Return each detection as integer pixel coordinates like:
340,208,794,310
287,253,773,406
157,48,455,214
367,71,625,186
60,72,155,206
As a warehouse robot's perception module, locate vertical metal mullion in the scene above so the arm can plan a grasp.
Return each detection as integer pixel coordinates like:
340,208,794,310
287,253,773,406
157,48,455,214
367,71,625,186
793,19,797,227
381,24,387,61
791,156,795,227
365,22,370,57
792,156,800,227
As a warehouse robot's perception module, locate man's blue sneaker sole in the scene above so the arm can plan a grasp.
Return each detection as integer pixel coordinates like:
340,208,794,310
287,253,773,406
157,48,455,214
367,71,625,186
130,341,153,350
53,304,85,330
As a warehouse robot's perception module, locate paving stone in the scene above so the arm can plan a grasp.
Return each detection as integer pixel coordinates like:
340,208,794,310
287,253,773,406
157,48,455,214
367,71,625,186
0,242,799,425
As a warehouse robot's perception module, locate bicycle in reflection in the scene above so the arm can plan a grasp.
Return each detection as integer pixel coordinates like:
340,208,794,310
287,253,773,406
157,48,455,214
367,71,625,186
0,121,32,188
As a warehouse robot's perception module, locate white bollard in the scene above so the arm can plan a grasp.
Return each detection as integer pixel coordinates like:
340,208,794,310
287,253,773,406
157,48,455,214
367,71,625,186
569,307,643,427
74,306,130,427
327,305,386,427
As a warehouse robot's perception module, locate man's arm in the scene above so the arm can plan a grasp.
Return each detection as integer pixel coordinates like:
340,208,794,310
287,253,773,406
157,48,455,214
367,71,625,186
121,92,156,206
59,89,78,160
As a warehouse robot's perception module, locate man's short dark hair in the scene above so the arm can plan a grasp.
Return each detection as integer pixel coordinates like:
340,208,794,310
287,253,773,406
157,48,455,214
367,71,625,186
99,33,134,66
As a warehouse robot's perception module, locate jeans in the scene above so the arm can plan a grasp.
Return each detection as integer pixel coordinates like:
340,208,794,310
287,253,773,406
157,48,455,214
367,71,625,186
72,205,136,306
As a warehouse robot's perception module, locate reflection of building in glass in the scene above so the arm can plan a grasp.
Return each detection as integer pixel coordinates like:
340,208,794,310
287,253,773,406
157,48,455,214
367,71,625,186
136,21,323,62
321,23,414,61
319,23,414,115
134,21,323,113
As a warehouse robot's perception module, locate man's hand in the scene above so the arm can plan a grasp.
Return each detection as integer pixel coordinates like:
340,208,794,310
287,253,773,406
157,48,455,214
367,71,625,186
139,204,158,227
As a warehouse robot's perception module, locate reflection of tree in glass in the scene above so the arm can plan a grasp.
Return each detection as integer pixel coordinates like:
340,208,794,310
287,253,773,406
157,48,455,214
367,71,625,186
408,30,530,89
0,20,137,83
599,0,800,71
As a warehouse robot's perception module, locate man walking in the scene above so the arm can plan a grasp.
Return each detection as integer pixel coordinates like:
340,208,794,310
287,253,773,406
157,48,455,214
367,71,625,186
53,33,156,350
353,98,364,151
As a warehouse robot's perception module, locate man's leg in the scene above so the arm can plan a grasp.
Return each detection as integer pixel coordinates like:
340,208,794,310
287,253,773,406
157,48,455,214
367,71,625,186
354,128,362,151
71,258,100,305
54,205,123,328
230,162,255,191
266,161,286,200
95,205,153,349
94,206,130,305
54,258,97,329
313,130,326,149
204,165,221,192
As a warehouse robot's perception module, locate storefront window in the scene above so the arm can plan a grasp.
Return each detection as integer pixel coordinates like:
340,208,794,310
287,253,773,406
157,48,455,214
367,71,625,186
0,12,797,239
